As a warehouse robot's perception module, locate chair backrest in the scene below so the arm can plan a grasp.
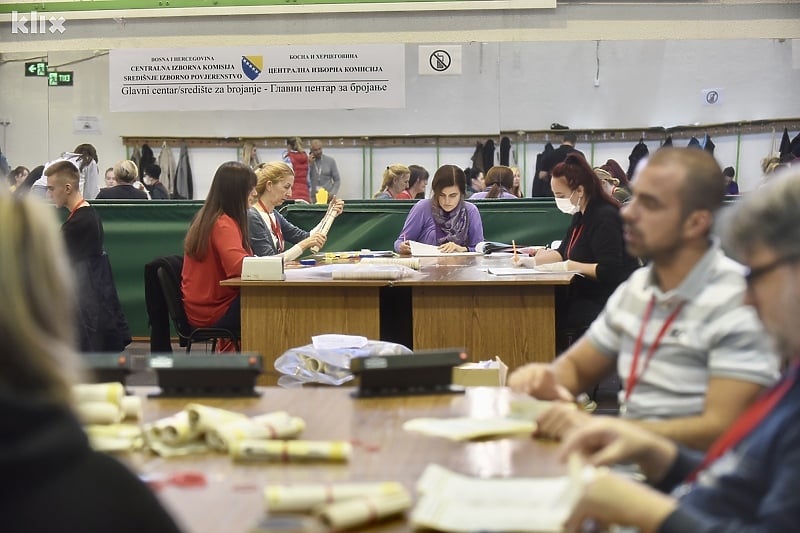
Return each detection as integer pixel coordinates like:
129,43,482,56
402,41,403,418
156,263,191,340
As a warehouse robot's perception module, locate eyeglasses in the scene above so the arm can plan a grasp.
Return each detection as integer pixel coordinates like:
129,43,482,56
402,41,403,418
745,253,800,286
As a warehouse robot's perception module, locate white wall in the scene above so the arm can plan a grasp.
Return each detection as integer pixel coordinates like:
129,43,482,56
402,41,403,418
1,39,798,197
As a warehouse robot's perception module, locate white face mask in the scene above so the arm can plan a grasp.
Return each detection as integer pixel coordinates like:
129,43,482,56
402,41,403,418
555,190,579,215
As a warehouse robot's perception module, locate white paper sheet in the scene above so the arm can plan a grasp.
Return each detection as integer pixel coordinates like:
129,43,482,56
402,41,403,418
402,417,535,441
409,241,481,257
488,267,580,276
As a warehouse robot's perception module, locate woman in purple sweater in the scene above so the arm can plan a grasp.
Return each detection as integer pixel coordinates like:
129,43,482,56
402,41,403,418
394,164,484,254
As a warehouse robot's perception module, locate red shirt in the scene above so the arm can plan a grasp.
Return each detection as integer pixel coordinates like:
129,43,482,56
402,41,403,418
394,190,413,200
181,214,249,327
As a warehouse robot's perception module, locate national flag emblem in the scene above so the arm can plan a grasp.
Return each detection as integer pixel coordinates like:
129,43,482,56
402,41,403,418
241,55,263,81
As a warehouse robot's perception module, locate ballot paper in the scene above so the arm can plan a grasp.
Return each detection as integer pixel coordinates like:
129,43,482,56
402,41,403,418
316,490,412,530
410,463,589,532
264,482,407,513
402,417,535,441
409,241,481,257
487,267,580,276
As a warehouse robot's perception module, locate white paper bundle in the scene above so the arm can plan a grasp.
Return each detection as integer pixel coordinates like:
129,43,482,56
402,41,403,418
146,410,198,446
185,403,248,431
264,482,406,513
316,490,412,530
85,424,143,453
231,439,351,462
73,382,125,406
119,395,142,421
76,401,124,425
206,411,306,451
360,257,420,270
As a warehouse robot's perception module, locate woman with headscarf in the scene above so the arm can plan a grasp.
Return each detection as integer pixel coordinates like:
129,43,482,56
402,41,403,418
394,164,484,254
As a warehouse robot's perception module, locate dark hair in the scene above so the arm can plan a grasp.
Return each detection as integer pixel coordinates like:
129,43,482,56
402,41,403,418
15,165,45,197
184,162,256,259
44,160,80,185
145,164,162,180
563,132,577,145
647,148,725,218
73,144,98,170
601,159,629,187
484,166,514,198
8,166,28,186
723,166,736,179
408,165,429,189
431,164,466,197
552,153,620,208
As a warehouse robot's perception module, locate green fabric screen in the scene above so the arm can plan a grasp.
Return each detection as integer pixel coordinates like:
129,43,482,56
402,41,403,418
84,199,572,337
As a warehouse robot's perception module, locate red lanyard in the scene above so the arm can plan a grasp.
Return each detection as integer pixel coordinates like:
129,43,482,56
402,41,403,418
566,224,584,259
259,200,284,252
623,296,685,407
67,200,89,221
687,363,798,482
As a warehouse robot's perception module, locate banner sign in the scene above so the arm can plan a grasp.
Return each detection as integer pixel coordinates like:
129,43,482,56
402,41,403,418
109,45,405,112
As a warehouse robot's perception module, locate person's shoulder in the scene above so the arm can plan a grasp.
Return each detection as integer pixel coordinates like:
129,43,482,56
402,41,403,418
464,200,481,213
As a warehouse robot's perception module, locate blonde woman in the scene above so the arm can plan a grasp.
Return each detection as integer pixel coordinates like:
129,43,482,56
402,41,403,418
510,166,524,198
95,159,148,200
374,164,410,199
0,191,181,533
248,161,344,260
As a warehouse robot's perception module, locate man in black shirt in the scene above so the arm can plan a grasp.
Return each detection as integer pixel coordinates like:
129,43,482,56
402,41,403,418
144,164,170,200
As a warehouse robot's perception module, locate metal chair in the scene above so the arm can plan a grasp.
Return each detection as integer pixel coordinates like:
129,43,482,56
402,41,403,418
155,263,240,353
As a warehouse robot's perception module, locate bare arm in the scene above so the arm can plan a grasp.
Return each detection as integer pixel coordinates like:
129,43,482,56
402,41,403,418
632,377,766,450
509,337,616,400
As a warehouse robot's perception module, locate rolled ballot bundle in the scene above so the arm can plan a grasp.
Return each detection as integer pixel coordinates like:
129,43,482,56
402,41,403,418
85,424,143,453
73,382,125,406
298,354,326,373
316,490,413,530
120,395,143,421
147,410,198,446
264,482,406,513
231,439,351,462
185,403,248,432
360,257,420,270
76,401,123,425
206,412,306,451
331,266,406,280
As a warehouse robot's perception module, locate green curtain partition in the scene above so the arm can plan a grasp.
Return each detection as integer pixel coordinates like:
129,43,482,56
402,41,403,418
83,199,570,338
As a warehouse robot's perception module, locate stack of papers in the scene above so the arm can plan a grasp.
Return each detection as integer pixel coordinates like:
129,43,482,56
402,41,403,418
402,416,535,441
409,241,481,257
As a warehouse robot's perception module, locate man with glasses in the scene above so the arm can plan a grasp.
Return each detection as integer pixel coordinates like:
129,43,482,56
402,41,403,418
308,139,341,198
558,169,800,533
509,148,779,450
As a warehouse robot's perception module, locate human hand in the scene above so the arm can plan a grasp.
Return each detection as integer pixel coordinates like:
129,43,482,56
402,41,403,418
508,363,575,402
301,233,327,251
438,242,466,253
327,197,344,218
535,402,591,441
536,260,570,272
398,240,412,255
564,470,677,533
558,417,676,472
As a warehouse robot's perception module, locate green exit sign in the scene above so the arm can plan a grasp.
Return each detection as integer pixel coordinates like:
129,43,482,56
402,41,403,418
48,71,74,87
25,61,48,77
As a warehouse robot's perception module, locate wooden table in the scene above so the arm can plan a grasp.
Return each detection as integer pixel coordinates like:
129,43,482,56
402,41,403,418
126,387,565,533
222,257,573,384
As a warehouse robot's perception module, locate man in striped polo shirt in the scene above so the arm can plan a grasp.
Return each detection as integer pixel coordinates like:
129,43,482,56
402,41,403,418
509,148,780,450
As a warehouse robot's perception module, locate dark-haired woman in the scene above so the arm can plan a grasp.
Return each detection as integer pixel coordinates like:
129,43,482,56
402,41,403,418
532,153,639,338
394,164,484,254
182,162,256,334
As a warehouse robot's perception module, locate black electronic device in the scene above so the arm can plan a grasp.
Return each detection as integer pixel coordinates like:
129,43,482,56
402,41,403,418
350,348,468,398
81,352,134,385
148,353,263,397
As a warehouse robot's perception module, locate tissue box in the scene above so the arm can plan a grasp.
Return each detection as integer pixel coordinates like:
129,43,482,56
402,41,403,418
241,256,284,281
452,357,507,387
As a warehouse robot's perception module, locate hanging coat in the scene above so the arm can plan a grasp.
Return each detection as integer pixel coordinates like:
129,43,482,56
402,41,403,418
499,137,511,166
703,135,716,155
482,140,496,175
129,145,142,172
790,132,800,158
470,142,484,173
779,128,792,157
627,140,650,181
139,144,156,179
662,135,673,147
531,142,554,197
158,141,177,196
174,144,193,200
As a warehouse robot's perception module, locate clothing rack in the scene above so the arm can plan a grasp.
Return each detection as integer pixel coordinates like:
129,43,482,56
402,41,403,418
121,117,800,152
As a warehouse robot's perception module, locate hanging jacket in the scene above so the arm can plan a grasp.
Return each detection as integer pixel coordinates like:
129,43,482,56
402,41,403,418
129,145,142,171
470,141,484,173
139,144,156,179
0,150,10,178
482,140,496,174
158,142,177,196
627,140,650,181
532,142,555,197
687,137,702,149
174,144,193,199
499,136,511,166
703,135,716,155
662,135,673,147
779,128,792,157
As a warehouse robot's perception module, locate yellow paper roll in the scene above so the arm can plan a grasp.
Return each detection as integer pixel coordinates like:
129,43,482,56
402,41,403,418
231,439,351,462
264,482,406,513
206,412,306,451
316,490,412,530
73,383,125,406
185,403,248,431
76,401,123,425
